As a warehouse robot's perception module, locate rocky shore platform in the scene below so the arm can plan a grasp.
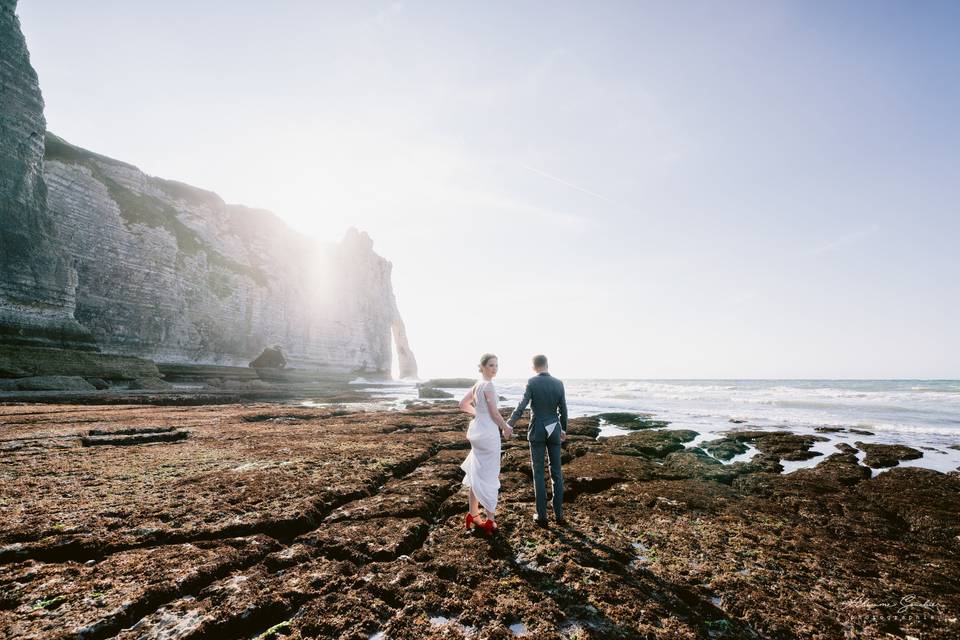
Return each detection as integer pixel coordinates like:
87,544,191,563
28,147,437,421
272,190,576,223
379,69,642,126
1,403,957,639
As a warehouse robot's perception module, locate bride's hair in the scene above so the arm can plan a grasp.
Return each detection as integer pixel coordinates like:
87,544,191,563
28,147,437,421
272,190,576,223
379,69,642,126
478,353,497,373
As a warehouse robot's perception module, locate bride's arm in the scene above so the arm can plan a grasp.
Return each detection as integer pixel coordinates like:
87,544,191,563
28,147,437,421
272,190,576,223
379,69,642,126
459,384,477,415
481,385,513,436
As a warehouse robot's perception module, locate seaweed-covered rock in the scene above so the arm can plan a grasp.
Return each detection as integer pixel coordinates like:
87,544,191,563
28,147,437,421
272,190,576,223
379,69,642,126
855,442,924,469
1,403,957,639
594,411,670,430
834,442,858,454
563,452,658,497
663,447,781,484
724,430,828,461
565,416,601,439
606,429,697,459
703,437,749,460
792,452,871,487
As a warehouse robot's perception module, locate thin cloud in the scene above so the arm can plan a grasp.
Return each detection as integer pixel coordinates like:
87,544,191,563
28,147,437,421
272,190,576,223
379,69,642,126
517,162,618,205
810,224,881,255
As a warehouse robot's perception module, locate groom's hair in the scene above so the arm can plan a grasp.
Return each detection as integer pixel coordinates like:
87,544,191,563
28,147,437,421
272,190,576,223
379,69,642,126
532,354,548,369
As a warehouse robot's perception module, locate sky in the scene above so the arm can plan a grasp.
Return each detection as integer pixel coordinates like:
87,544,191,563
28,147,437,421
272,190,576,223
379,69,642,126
18,1,960,379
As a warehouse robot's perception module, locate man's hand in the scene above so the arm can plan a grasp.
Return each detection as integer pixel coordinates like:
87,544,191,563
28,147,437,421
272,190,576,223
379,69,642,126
502,425,514,439
560,430,567,442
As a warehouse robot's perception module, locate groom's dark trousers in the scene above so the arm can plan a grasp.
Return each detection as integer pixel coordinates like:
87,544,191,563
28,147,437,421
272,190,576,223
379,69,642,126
508,372,568,521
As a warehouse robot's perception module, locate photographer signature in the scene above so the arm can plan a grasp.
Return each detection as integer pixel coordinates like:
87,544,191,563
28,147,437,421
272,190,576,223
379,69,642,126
841,594,940,615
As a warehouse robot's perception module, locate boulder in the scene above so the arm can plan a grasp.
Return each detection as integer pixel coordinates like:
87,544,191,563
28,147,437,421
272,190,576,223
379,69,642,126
418,387,453,399
249,347,287,369
85,377,109,390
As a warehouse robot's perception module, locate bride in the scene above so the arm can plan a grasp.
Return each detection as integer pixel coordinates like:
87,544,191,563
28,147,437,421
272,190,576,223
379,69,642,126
459,353,513,536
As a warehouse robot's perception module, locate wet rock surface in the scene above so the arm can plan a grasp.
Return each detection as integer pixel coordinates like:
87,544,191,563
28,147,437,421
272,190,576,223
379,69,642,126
701,437,749,461
605,429,697,459
1,403,958,639
594,412,671,430
723,430,829,461
855,441,925,469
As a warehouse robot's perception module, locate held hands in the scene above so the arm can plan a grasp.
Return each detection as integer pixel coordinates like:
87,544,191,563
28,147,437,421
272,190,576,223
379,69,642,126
501,423,514,439
560,430,567,442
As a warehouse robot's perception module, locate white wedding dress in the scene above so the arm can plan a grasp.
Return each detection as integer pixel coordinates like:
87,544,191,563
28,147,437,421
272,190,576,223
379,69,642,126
460,380,501,514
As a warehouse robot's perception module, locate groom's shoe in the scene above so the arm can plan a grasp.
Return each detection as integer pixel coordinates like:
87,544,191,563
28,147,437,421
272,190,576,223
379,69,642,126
532,514,549,528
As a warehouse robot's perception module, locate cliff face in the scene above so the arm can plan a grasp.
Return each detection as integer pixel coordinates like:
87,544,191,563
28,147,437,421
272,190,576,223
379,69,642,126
43,134,417,375
0,1,94,350
0,0,416,377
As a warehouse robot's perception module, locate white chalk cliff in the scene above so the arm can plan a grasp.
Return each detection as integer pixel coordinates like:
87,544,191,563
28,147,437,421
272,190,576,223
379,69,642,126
42,134,417,376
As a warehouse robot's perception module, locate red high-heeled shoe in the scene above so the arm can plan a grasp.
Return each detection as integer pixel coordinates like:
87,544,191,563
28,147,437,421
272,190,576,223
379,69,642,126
465,513,478,530
481,518,498,537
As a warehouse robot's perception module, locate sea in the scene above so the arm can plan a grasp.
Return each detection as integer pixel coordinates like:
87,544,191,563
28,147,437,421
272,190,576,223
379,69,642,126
338,378,960,476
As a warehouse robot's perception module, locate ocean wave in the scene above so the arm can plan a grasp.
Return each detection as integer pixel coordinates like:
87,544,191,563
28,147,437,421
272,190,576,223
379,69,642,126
744,399,920,413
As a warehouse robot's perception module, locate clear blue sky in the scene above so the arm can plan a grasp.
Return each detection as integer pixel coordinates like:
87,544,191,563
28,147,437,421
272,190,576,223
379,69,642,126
19,1,960,378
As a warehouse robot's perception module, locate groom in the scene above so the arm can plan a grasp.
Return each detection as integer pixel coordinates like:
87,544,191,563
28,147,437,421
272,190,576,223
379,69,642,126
508,354,567,527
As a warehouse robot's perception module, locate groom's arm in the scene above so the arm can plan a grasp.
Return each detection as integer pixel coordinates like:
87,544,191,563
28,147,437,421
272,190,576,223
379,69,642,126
508,382,532,426
558,382,568,432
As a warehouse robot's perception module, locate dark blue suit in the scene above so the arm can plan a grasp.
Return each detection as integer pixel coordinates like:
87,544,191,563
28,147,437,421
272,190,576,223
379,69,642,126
508,372,567,520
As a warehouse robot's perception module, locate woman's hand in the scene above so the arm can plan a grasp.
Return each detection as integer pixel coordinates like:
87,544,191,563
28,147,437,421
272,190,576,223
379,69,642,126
501,424,514,439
